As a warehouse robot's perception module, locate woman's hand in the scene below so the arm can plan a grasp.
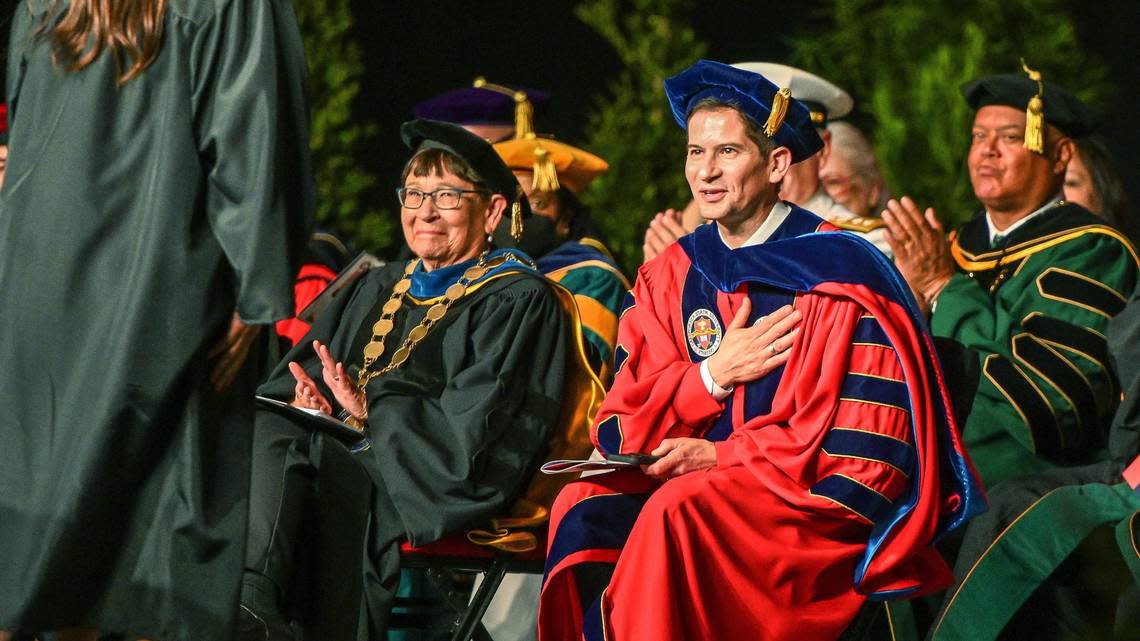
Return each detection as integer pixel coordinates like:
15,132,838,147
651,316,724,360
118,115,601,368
644,438,717,480
288,361,333,415
312,340,368,420
208,312,261,392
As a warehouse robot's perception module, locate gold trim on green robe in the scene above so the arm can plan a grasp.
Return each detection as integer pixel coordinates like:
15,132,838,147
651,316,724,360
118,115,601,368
931,204,1139,486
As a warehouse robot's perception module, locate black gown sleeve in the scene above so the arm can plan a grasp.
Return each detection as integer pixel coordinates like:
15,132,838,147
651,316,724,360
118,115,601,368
191,0,314,323
256,266,393,400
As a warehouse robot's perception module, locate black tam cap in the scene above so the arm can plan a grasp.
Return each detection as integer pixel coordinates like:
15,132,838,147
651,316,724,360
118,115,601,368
960,73,1097,138
400,119,530,216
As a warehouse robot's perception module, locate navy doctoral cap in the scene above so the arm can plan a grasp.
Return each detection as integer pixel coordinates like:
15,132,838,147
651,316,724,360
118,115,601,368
412,82,550,127
400,119,531,216
961,73,1097,138
664,59,824,163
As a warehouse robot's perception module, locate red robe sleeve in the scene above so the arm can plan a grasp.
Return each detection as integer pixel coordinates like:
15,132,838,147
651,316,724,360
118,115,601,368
591,250,725,455
714,289,912,503
275,262,338,346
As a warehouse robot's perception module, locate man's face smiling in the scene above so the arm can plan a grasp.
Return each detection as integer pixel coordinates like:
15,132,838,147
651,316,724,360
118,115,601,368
685,108,771,229
968,105,1060,216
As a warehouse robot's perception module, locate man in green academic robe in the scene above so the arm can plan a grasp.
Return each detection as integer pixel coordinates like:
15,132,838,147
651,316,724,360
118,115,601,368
0,2,313,640
882,68,1139,489
929,282,1140,640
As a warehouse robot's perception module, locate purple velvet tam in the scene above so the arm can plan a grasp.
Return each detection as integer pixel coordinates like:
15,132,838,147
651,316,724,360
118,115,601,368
412,86,551,126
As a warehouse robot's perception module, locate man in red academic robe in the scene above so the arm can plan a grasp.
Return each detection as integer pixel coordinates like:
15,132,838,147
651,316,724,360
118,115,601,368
537,60,985,641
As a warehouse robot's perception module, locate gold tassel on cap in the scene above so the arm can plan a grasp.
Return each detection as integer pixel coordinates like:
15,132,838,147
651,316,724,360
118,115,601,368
513,93,534,139
1021,59,1046,154
763,87,792,138
473,77,534,139
532,145,561,192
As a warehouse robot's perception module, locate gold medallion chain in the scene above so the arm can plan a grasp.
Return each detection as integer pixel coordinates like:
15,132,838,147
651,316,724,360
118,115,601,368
356,252,506,388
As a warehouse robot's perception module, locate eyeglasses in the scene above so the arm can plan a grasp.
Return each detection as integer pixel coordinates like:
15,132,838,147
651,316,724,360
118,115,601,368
397,187,487,210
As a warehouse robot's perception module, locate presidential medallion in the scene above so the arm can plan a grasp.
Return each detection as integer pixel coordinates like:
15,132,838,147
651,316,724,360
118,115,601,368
686,309,722,357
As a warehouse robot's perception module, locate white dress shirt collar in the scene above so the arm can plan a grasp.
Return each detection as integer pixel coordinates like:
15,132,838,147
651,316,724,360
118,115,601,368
985,195,1064,245
717,201,793,248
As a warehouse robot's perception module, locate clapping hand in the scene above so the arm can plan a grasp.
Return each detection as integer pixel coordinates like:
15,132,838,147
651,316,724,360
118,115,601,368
288,361,333,414
288,340,368,420
642,208,690,263
312,340,368,419
882,197,954,314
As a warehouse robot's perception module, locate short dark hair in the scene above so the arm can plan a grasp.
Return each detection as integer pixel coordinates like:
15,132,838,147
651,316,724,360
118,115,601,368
400,146,487,189
687,97,775,157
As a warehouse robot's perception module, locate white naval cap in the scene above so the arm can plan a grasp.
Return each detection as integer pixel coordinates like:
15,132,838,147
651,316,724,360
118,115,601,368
731,62,853,125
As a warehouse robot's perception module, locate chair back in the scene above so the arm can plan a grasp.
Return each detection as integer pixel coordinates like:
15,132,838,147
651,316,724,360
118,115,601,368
466,281,606,552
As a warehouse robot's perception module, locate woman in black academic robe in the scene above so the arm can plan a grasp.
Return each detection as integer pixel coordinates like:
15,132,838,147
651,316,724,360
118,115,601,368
241,120,597,641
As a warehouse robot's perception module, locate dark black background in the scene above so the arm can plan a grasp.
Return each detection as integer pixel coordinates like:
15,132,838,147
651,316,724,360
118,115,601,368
348,1,1140,213
352,1,830,203
2,1,1137,213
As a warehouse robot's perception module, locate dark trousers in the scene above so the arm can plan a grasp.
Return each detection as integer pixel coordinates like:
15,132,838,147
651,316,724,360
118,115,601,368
242,412,403,641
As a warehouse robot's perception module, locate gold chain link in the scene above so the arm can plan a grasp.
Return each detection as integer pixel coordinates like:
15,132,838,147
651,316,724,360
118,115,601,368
355,252,508,389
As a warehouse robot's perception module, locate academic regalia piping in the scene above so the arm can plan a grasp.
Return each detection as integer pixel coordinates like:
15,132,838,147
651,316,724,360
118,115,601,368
679,214,985,580
537,240,631,383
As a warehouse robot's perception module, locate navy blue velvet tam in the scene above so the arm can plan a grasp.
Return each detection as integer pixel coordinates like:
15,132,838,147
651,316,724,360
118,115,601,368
412,85,550,126
664,59,824,163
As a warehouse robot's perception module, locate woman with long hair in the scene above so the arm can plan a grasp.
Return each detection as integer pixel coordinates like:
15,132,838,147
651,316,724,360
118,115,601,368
1065,134,1138,245
0,1,313,640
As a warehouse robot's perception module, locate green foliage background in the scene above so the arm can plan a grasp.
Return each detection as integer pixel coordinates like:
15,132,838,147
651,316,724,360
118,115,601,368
574,0,1106,271
574,0,706,274
786,0,1107,227
293,0,393,254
